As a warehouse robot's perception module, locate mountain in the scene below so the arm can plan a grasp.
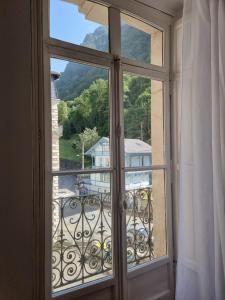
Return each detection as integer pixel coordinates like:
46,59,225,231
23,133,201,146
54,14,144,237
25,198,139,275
55,24,151,100
81,26,109,51
55,62,107,101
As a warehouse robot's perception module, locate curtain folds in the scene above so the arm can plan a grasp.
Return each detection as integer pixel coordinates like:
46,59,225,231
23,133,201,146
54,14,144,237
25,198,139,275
176,1,225,299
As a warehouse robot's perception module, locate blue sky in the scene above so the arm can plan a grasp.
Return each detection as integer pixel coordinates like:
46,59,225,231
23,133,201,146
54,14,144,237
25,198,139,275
50,0,100,72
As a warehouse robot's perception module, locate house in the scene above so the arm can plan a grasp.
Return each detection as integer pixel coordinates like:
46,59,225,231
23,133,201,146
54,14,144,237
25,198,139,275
84,137,152,193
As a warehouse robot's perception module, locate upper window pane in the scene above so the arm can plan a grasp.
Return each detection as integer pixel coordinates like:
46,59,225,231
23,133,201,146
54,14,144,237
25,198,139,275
51,58,110,171
50,0,109,52
123,73,164,165
121,13,163,66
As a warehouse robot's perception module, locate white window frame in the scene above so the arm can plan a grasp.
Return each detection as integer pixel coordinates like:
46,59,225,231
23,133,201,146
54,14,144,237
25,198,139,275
171,17,182,264
37,1,175,299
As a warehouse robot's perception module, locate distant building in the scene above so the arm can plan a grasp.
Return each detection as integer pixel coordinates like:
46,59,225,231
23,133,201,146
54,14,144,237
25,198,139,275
84,137,152,193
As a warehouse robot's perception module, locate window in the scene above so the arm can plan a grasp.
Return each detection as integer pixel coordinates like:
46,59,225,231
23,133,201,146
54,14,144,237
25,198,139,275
51,59,112,290
45,1,173,299
50,0,109,52
121,13,163,66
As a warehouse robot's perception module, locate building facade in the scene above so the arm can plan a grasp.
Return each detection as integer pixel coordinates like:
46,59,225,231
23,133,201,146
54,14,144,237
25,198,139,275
84,137,152,194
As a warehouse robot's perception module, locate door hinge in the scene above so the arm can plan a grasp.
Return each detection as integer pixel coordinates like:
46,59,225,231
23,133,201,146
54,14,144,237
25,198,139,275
38,128,42,143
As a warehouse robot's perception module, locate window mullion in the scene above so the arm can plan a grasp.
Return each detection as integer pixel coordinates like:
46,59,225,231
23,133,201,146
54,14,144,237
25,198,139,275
121,63,169,82
47,39,113,68
109,7,121,57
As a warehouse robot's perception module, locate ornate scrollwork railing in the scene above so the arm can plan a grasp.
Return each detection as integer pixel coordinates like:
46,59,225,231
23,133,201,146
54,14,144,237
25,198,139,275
52,192,112,290
126,188,154,267
52,187,153,291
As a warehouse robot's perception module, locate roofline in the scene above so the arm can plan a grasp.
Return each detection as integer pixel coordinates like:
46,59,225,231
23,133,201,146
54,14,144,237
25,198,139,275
85,137,152,156
85,137,109,155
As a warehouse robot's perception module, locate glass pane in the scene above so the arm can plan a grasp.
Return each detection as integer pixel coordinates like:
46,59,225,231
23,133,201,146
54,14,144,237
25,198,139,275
125,170,166,269
51,58,110,171
50,0,109,52
52,173,112,292
123,73,164,165
121,13,163,66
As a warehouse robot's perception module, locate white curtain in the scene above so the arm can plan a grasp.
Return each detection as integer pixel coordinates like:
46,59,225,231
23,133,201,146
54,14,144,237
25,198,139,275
176,0,225,299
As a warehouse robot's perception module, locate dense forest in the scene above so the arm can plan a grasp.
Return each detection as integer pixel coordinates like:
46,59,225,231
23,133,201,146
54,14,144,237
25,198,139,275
55,24,151,164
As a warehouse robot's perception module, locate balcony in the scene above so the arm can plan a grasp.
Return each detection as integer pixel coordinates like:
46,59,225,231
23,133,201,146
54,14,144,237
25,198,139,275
52,187,153,291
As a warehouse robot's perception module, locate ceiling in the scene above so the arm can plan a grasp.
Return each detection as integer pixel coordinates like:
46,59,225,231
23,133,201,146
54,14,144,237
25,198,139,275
136,0,183,16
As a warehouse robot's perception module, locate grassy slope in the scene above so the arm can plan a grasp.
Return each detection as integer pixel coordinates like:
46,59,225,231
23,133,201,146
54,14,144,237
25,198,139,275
59,137,78,161
59,136,92,167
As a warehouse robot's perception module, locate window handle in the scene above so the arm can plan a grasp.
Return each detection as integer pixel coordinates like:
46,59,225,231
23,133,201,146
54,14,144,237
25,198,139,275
119,194,127,213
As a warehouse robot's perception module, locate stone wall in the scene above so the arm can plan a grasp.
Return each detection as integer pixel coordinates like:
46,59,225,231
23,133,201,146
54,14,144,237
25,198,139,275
51,74,61,242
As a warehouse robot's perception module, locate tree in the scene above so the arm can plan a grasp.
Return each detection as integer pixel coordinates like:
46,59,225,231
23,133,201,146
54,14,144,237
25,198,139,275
73,127,99,169
86,79,109,136
68,79,109,138
123,75,151,143
58,101,69,124
62,119,72,139
60,75,151,144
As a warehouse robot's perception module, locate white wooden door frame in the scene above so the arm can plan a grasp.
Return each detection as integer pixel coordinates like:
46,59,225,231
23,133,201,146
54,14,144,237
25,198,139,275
32,0,175,299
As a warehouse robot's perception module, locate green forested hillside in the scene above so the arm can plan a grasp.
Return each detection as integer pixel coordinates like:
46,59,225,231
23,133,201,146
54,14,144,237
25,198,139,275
55,24,151,164
59,75,151,141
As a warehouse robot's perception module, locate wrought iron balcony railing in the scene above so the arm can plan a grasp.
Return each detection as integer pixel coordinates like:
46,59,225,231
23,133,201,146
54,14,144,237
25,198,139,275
52,187,153,291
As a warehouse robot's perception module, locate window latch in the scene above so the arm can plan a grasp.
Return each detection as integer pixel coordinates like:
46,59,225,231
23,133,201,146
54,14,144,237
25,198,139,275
119,193,127,213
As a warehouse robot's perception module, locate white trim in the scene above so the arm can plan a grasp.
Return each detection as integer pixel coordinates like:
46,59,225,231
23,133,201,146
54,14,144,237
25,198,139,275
53,277,115,300
171,18,182,262
122,63,169,82
127,256,171,279
47,39,112,68
97,0,173,27
109,7,121,56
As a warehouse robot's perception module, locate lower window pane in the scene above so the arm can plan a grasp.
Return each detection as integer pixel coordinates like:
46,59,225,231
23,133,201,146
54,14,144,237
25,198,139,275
52,173,112,292
125,170,166,269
